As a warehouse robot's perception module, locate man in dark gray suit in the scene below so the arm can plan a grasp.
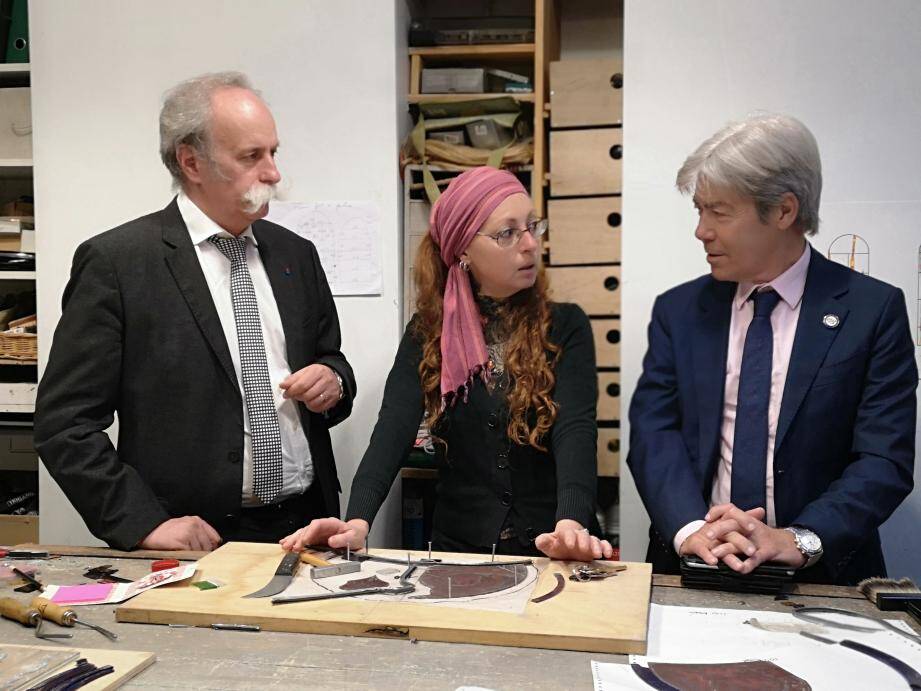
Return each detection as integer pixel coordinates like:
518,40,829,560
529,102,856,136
35,72,356,551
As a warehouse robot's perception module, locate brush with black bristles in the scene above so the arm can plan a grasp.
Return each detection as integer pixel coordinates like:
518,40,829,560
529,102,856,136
858,577,921,626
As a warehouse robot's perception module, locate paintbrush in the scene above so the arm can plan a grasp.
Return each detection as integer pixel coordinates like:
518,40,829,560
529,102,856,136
858,577,921,626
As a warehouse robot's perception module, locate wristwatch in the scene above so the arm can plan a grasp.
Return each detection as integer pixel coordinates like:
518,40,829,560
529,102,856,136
784,525,823,568
333,371,344,401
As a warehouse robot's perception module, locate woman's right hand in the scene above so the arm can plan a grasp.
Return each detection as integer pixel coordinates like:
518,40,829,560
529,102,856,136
279,517,370,552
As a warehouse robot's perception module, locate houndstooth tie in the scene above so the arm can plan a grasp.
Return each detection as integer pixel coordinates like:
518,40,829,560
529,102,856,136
209,234,283,504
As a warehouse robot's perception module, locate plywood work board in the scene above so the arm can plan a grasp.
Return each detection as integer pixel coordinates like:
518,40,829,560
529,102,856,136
0,643,154,690
116,542,651,654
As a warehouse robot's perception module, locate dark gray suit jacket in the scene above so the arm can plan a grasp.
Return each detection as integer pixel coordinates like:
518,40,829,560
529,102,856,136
34,199,356,550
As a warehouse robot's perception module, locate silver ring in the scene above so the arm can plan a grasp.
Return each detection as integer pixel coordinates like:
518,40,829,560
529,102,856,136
321,392,327,401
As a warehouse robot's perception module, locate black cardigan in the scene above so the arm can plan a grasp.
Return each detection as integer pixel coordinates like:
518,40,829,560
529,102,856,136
346,302,598,552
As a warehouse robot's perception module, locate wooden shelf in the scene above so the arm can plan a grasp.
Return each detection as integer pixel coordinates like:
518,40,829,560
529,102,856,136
409,43,535,59
0,159,32,178
0,381,36,413
403,1,556,220
0,271,35,280
408,92,534,104
0,63,30,74
0,63,30,87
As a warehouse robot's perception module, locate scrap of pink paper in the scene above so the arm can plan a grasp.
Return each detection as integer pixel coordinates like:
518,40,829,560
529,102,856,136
50,583,114,604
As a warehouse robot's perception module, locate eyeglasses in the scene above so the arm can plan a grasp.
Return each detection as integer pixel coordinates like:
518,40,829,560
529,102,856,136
477,218,548,249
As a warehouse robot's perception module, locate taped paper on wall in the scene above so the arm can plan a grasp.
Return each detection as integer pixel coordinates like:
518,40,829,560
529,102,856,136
266,201,382,296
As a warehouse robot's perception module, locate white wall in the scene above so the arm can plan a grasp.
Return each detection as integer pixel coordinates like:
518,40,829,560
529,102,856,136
31,0,407,547
622,0,921,578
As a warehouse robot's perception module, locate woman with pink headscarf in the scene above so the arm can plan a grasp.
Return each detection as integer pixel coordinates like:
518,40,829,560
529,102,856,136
282,167,610,561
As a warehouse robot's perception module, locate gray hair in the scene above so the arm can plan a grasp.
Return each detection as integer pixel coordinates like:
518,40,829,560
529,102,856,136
159,71,258,186
676,113,822,235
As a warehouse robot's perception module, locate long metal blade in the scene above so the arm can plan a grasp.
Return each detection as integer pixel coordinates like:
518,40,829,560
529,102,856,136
243,552,300,599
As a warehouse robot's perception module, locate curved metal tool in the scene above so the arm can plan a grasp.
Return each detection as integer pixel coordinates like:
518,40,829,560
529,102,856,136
801,631,921,690
839,639,921,690
243,552,301,599
630,664,679,691
793,606,921,646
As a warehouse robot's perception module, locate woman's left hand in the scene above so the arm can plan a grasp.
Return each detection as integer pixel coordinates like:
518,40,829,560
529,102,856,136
535,519,614,561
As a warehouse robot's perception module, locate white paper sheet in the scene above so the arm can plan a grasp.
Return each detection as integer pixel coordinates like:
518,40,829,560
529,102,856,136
592,604,921,691
265,200,382,296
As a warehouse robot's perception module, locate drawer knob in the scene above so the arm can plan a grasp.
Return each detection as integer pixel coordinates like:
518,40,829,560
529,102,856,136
610,144,623,160
607,212,622,227
606,382,620,398
604,276,619,291
610,73,624,89
607,439,620,453
606,329,620,344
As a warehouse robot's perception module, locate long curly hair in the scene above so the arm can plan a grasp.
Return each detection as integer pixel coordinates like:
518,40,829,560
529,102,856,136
412,233,561,451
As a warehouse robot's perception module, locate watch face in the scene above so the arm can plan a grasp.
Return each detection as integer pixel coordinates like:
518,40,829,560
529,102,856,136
799,531,822,554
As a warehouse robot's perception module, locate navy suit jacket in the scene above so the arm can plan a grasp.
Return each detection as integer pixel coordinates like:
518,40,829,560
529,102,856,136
627,246,917,584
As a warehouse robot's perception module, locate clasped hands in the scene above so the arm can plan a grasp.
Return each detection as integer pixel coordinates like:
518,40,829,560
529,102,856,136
281,517,614,562
679,503,805,573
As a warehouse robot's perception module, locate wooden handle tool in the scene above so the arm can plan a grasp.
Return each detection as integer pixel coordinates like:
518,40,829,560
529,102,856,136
31,595,118,641
0,596,40,626
299,551,333,568
0,597,71,639
30,596,76,626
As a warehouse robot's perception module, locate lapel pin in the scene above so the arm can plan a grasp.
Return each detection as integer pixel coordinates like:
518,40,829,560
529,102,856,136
283,266,292,276
822,314,840,329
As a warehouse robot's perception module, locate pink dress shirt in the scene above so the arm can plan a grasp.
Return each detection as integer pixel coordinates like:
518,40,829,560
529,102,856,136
673,244,811,553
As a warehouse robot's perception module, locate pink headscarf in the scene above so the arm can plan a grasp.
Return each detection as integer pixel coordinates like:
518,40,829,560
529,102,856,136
428,166,529,404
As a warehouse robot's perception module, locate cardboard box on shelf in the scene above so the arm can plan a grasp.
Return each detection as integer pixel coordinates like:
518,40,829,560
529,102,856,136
465,118,513,149
421,68,486,94
428,130,466,145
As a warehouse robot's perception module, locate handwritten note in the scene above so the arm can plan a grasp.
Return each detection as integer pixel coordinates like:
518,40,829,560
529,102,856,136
266,200,382,296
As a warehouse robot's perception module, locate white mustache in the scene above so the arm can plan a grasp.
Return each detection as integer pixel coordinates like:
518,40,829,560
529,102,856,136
242,183,277,213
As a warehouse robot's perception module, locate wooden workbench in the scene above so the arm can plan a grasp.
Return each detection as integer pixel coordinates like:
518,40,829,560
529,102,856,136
2,547,919,689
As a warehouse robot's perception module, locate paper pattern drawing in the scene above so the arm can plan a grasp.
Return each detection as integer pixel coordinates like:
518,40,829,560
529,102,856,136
265,200,382,296
279,555,540,615
591,604,921,691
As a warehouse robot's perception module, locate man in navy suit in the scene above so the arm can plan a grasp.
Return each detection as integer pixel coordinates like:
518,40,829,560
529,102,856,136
627,113,917,585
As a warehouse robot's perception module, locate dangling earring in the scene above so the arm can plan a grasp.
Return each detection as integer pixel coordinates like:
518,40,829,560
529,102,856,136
459,259,470,272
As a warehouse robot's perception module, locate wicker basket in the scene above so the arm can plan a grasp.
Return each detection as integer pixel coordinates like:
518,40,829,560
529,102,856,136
0,331,36,361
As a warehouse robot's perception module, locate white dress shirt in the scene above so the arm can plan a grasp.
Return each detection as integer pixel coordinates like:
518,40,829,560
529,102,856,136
177,193,314,507
674,243,811,552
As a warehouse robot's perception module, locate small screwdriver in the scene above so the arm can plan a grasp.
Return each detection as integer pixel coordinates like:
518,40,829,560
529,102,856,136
0,596,72,640
30,596,119,641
